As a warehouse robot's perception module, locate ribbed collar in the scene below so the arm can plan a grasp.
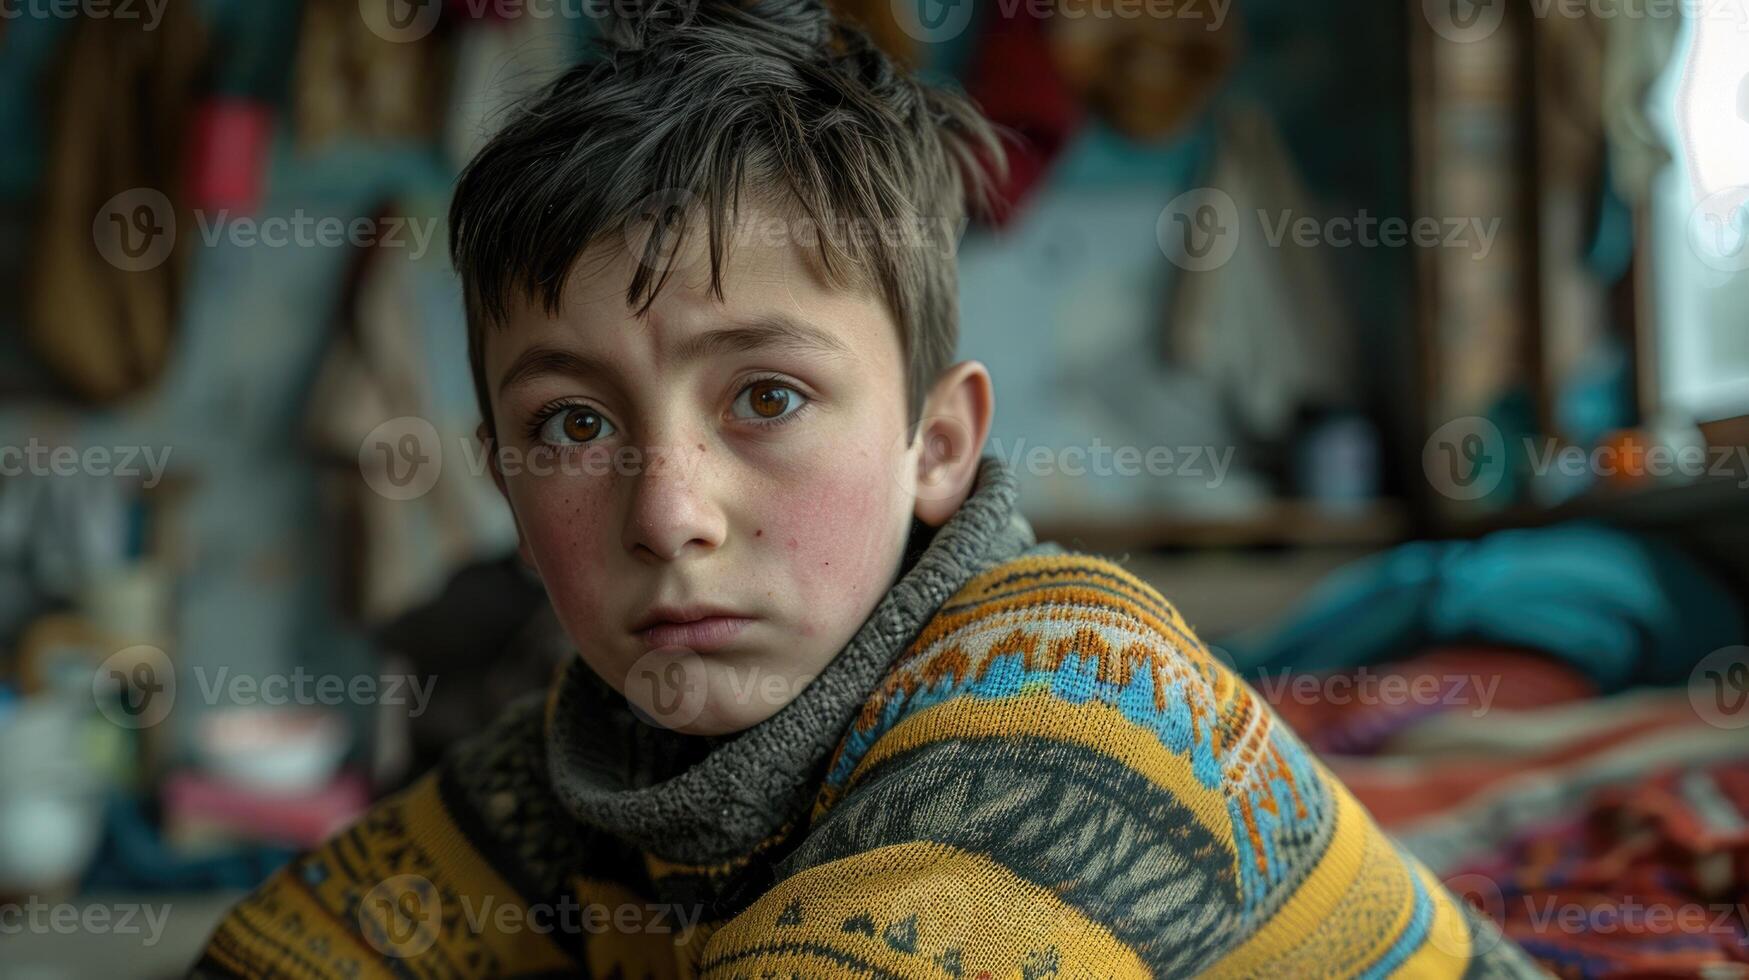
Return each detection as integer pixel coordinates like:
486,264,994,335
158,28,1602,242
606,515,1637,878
544,457,1034,865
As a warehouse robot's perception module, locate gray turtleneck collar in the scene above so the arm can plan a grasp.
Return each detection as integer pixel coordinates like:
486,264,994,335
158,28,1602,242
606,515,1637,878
544,456,1035,865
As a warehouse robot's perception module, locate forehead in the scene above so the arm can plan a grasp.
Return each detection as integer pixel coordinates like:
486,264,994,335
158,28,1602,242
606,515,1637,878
484,205,901,381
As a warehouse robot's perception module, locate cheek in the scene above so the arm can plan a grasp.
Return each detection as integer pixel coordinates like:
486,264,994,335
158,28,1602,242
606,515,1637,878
754,447,908,625
508,475,615,615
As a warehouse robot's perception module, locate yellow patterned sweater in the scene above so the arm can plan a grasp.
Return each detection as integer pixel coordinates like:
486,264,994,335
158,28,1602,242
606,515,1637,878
195,460,1543,979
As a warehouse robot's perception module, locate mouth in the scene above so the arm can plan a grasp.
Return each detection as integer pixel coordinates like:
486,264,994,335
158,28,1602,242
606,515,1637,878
632,607,756,653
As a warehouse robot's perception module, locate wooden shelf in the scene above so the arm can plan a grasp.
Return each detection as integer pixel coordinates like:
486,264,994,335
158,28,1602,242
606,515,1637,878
1442,475,1749,538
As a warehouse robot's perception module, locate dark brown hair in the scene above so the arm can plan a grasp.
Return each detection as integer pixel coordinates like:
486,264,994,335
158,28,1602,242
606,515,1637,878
450,0,1006,435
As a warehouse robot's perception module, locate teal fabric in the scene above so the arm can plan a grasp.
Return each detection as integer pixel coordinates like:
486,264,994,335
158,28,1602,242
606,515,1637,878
1227,522,1745,693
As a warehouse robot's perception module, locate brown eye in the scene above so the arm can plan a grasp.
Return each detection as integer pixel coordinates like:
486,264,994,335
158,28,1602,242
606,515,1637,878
731,379,807,423
537,406,615,445
749,382,790,418
562,409,603,441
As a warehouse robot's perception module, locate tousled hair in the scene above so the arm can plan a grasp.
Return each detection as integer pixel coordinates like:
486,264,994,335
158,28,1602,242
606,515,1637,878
450,0,1007,435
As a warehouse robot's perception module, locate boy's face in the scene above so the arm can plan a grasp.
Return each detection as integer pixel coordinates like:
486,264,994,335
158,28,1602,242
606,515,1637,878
483,212,927,735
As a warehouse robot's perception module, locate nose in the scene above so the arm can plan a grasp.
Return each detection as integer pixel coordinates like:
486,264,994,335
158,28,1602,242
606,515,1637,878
622,444,725,562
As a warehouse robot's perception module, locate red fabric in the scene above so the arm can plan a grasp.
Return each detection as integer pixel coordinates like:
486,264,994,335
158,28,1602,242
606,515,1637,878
961,11,1082,225
162,770,369,849
1263,647,1596,757
185,100,275,213
1456,761,1749,978
1259,646,1749,975
1334,698,1708,828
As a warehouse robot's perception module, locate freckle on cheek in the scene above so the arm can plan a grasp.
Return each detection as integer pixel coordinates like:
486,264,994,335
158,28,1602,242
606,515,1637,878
755,529,763,537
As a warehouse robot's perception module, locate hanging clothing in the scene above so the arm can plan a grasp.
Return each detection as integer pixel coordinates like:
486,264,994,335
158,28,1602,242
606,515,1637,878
27,1,207,404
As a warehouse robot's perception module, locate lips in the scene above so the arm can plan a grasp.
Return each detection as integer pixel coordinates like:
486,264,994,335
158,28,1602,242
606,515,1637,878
632,607,755,652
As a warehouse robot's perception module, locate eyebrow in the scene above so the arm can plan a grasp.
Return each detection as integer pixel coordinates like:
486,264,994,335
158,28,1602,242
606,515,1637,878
496,313,851,397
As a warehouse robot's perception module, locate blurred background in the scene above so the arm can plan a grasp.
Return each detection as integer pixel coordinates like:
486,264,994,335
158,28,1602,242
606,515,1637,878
0,0,1747,975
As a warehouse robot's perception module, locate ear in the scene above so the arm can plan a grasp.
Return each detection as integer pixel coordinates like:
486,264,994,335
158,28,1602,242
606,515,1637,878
479,421,538,574
911,361,995,526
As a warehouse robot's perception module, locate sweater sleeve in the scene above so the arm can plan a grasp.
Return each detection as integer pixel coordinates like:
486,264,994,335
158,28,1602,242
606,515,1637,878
694,554,1545,979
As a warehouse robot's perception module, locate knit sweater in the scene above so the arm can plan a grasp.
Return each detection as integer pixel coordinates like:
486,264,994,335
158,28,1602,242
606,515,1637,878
194,459,1544,979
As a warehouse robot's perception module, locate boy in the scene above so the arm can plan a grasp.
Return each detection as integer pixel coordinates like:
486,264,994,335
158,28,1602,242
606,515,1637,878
197,1,1543,976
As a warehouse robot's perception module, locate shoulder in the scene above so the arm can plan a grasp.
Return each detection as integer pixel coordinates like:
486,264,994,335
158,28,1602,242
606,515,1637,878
780,555,1508,978
823,549,1232,802
790,551,1271,972
811,548,1340,908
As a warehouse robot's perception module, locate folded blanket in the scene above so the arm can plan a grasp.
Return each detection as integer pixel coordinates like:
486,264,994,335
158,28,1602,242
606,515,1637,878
1225,523,1743,693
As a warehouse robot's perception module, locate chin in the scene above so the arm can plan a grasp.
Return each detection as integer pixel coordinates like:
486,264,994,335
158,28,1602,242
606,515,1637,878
613,650,803,736
689,666,797,734
667,710,766,737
